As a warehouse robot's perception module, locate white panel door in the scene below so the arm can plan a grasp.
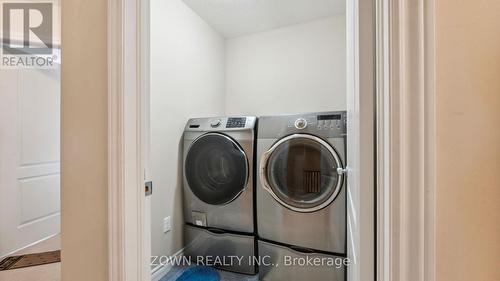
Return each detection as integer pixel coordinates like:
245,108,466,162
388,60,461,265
0,68,61,258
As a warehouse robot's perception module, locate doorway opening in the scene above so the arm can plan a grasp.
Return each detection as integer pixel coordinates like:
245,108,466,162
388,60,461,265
0,1,62,281
148,1,360,280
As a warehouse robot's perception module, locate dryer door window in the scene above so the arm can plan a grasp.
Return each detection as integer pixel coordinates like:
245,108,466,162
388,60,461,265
185,133,248,205
261,134,343,212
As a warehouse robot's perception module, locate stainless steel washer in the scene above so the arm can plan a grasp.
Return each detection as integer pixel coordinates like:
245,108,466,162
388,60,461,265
257,112,347,254
183,116,257,275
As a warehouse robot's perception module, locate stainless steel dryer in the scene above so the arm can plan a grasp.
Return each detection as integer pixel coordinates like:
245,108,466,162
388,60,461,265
183,116,257,275
256,111,347,280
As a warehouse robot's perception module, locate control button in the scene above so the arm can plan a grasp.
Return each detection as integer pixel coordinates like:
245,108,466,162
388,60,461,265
210,119,222,128
294,118,307,129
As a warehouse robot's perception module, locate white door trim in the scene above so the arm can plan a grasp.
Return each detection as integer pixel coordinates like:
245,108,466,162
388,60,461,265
107,0,150,280
346,0,375,281
375,0,436,281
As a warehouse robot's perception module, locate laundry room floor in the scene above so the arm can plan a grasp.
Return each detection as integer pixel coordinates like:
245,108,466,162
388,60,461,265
160,266,259,281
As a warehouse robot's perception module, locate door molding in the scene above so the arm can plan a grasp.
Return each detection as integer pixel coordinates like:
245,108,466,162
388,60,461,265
107,0,150,280
375,1,436,281
346,0,375,280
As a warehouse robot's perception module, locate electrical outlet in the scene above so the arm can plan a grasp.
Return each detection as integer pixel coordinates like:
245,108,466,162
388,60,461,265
163,216,171,233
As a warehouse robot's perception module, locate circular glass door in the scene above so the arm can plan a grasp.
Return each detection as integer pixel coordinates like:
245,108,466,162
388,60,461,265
260,134,343,212
185,133,248,205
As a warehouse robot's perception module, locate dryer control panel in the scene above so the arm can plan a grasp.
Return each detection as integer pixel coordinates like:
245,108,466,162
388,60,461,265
257,111,346,139
316,113,346,131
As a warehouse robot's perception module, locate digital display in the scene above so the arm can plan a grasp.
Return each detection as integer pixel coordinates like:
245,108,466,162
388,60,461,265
226,117,246,128
317,114,342,121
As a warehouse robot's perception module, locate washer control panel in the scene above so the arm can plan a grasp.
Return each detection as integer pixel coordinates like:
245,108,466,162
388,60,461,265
226,117,247,128
185,116,256,131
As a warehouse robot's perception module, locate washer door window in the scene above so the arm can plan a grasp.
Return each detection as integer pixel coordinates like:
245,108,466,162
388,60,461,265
260,134,343,212
185,133,248,205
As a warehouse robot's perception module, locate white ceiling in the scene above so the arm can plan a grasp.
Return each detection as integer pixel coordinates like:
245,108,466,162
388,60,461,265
182,0,345,38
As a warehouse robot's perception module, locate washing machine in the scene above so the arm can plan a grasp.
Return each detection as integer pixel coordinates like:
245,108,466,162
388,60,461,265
256,111,347,280
182,116,257,275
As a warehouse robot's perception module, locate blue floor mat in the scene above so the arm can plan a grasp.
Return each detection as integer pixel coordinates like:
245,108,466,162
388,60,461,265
160,265,258,281
176,266,220,281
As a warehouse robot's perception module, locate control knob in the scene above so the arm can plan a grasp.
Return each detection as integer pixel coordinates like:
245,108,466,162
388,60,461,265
210,119,222,128
294,118,307,129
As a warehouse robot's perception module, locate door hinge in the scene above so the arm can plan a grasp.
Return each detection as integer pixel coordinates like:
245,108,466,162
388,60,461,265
145,181,153,196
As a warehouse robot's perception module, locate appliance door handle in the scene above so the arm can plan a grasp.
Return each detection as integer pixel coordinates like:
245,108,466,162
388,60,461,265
206,227,226,235
289,245,316,254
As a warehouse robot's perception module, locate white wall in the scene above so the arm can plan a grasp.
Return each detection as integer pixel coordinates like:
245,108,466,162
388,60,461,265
225,16,346,116
150,0,225,264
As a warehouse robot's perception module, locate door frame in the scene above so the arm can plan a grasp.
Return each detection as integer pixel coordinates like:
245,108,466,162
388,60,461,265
346,0,375,280
374,0,436,281
107,0,150,280
105,0,437,281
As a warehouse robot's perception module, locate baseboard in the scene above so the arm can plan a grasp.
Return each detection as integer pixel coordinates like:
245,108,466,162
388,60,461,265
151,248,185,281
